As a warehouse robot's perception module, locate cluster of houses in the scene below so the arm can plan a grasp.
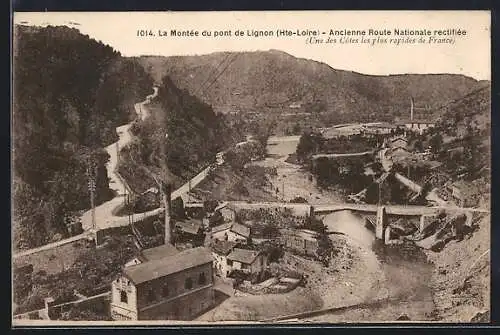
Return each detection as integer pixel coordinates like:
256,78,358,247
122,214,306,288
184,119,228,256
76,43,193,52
109,199,324,321
436,180,483,208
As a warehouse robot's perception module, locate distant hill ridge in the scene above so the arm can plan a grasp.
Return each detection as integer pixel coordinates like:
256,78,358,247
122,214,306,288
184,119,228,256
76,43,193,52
133,50,488,122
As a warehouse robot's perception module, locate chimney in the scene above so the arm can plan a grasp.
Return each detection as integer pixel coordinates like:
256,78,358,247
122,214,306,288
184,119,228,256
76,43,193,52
162,182,172,245
410,97,414,121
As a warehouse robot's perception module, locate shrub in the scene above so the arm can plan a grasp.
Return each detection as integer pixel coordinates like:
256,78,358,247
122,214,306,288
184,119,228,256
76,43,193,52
290,196,308,203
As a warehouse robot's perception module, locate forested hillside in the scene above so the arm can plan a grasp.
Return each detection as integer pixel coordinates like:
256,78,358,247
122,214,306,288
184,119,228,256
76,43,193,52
117,76,241,194
12,25,153,250
135,51,486,123
431,86,491,199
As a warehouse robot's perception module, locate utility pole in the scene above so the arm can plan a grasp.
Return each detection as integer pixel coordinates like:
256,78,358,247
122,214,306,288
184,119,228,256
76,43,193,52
86,158,97,245
161,133,172,245
378,177,383,206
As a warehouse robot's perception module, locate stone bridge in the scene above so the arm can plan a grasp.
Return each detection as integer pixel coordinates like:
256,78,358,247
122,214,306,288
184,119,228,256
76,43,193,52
314,203,487,244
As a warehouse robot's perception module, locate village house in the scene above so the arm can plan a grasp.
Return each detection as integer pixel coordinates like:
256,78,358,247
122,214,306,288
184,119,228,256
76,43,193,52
396,119,435,135
388,136,409,150
389,146,412,162
184,202,205,219
214,202,236,222
111,245,215,321
280,229,319,257
210,222,232,240
226,248,268,276
175,219,204,244
210,222,251,243
210,239,239,278
446,181,479,207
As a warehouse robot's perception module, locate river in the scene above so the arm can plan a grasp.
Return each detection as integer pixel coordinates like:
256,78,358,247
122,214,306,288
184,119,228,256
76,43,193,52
314,210,436,322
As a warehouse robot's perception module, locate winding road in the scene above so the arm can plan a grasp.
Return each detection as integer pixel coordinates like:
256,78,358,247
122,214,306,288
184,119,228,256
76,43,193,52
14,87,218,258
80,87,159,231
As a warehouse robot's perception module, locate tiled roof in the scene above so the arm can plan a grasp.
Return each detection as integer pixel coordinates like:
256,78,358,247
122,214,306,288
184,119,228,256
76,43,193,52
214,201,230,212
230,222,251,238
124,246,213,285
211,222,232,234
175,219,203,235
227,248,261,265
210,240,238,256
140,243,179,262
390,136,408,143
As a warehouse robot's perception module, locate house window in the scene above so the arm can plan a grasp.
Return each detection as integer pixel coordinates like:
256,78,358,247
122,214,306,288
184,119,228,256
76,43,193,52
147,288,155,303
227,259,233,266
241,263,248,270
198,272,206,285
162,284,169,297
120,290,128,303
185,277,193,290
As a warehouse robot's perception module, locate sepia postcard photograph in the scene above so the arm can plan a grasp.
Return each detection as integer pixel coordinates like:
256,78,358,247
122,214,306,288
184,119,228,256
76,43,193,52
11,10,491,325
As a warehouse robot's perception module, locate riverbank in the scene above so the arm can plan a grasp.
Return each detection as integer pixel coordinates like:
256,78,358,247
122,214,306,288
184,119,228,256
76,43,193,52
252,138,344,204
424,213,490,322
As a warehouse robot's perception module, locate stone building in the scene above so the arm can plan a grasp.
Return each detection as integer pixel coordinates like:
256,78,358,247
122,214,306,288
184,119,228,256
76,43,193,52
226,248,267,276
110,245,215,321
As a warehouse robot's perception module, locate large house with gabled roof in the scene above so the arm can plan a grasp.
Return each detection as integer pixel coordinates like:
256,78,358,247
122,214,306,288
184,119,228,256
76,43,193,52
110,245,215,321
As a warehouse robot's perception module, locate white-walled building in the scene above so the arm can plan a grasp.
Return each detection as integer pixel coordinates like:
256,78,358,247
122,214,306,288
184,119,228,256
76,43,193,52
210,222,251,243
226,248,267,276
210,240,239,278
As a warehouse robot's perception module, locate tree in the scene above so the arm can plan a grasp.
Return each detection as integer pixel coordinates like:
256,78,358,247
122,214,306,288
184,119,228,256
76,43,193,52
13,25,153,249
290,196,308,203
292,123,302,135
225,150,249,171
60,306,111,321
429,133,443,153
314,157,339,188
171,197,185,220
304,217,326,233
316,232,333,267
413,139,424,152
209,211,224,227
296,131,324,162
203,199,219,213
262,224,280,239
